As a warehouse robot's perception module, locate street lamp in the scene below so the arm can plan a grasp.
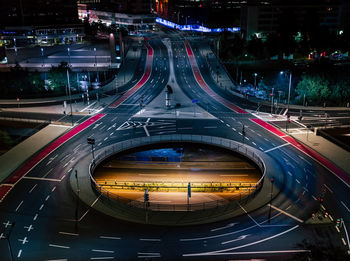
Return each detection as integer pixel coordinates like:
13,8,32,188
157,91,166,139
66,47,73,125
253,73,257,88
40,47,44,67
280,71,292,111
87,138,96,163
94,47,97,67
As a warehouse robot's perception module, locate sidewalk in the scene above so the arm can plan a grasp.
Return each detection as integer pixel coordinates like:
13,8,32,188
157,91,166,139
0,124,71,184
254,112,350,174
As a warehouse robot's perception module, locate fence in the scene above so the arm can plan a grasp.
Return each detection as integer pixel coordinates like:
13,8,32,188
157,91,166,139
89,134,266,212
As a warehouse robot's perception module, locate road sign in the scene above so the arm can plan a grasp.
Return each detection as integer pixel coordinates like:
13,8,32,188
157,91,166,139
192,99,199,104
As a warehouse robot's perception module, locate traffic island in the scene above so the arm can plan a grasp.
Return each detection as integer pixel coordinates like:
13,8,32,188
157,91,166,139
70,135,284,226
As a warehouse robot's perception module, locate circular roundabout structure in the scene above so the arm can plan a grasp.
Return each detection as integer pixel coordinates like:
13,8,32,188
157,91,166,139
71,134,283,226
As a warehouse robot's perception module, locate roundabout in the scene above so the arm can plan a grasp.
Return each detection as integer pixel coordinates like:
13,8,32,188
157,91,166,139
70,134,284,226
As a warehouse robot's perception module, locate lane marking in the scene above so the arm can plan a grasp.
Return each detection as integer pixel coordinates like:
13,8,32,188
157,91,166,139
49,244,70,249
264,143,289,153
221,234,250,245
268,204,303,223
23,176,61,182
29,184,37,193
90,257,114,260
211,223,238,232
92,249,114,253
143,126,150,137
251,118,350,188
15,200,23,212
99,236,121,240
324,184,333,193
139,238,161,241
341,201,350,212
183,225,299,256
17,249,22,258
59,232,79,236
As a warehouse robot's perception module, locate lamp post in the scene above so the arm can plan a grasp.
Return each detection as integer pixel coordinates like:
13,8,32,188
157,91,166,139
280,71,292,111
253,73,257,88
87,138,96,163
94,47,97,67
66,47,73,125
40,47,44,67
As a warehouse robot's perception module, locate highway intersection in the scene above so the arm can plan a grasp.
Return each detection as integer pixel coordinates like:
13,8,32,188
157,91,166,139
0,31,350,260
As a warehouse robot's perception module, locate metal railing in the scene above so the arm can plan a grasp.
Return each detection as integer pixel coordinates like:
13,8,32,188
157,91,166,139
89,135,266,212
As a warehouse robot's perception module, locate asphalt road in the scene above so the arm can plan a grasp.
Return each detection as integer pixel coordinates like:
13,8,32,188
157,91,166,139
0,32,349,261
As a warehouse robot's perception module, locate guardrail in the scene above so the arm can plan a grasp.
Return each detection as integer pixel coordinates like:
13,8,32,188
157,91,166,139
89,134,266,212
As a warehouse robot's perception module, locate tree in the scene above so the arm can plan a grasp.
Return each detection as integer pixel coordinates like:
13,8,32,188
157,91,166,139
296,74,330,104
47,62,77,95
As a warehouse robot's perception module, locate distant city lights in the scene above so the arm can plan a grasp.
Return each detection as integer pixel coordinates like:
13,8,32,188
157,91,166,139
155,18,240,33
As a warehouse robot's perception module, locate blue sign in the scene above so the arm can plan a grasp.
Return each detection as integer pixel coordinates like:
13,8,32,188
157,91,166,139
188,183,191,198
192,99,199,103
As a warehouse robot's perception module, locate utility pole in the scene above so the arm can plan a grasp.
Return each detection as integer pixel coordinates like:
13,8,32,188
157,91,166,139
87,138,96,163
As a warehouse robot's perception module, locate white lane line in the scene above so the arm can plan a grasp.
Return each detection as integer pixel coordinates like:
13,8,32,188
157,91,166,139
90,257,114,260
259,147,264,151
324,184,333,193
342,238,347,246
104,137,108,141
268,204,303,223
188,249,310,257
92,249,114,253
39,204,44,210
109,132,114,136
287,171,292,176
143,126,150,137
49,244,70,249
295,179,301,184
146,118,151,123
15,201,23,212
182,225,300,256
51,186,56,192
139,238,161,241
221,234,250,245
312,195,317,201
341,201,350,212
46,259,68,261
99,236,121,240
74,144,82,151
226,124,230,127
45,195,50,201
33,214,38,221
264,143,289,153
336,226,341,233
211,223,238,232
23,176,61,182
232,128,236,131
17,249,22,258
252,142,256,146
42,168,53,178
29,184,37,193
59,232,79,236
204,126,217,129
